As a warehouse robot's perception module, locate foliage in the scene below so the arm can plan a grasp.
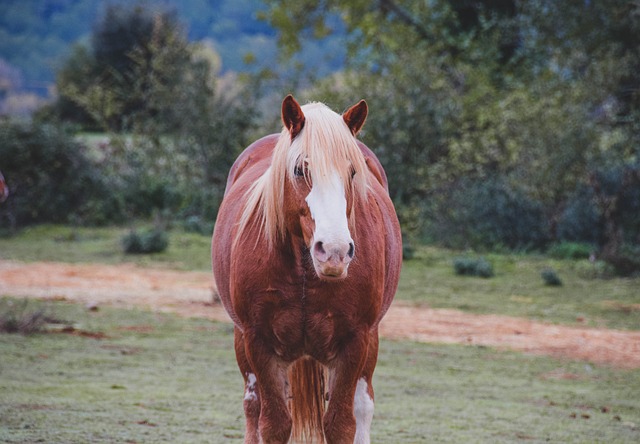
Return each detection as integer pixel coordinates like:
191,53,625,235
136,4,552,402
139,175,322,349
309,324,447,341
541,268,563,287
0,120,122,228
121,228,169,254
547,243,593,261
263,0,640,273
423,178,547,251
38,3,258,225
453,256,494,278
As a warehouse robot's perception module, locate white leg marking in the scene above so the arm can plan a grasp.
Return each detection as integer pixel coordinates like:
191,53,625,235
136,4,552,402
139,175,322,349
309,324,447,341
244,372,257,401
353,378,374,444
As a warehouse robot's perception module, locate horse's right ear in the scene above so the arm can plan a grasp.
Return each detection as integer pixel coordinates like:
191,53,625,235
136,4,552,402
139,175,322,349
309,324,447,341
282,94,305,140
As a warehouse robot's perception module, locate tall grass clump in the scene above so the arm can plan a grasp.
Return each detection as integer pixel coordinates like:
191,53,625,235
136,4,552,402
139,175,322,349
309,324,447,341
0,299,48,334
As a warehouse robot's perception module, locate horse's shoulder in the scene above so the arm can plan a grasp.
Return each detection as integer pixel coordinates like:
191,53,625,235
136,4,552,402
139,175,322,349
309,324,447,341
356,141,389,192
224,134,279,196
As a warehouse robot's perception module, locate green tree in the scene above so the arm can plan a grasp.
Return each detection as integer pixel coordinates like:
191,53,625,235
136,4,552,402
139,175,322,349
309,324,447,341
41,2,257,223
264,0,639,258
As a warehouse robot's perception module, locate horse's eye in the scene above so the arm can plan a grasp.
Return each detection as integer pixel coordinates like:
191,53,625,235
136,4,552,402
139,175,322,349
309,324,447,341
294,165,305,177
350,166,356,179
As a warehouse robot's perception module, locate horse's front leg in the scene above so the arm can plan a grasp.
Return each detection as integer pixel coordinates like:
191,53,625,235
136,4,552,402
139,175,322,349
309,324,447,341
243,330,292,444
234,327,261,444
324,330,369,444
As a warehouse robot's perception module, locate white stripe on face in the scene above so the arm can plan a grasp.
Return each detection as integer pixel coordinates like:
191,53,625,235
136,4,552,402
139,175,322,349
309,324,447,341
304,170,352,247
353,377,374,444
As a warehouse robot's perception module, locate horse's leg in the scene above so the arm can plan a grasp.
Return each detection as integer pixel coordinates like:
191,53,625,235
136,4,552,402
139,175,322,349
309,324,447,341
234,327,261,444
353,329,379,444
244,331,292,443
323,330,369,444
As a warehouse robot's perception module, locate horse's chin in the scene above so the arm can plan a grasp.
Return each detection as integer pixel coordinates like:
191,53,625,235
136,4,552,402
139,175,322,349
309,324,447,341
313,264,349,281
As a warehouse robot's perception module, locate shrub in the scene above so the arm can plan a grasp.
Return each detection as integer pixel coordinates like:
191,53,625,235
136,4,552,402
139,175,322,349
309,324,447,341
556,186,602,244
402,243,416,260
122,229,169,254
426,178,548,251
0,299,47,335
541,268,563,286
453,257,494,278
0,121,120,227
182,215,215,236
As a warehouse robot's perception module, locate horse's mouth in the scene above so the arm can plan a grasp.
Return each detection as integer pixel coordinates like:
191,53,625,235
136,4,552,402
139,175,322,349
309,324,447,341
315,265,349,281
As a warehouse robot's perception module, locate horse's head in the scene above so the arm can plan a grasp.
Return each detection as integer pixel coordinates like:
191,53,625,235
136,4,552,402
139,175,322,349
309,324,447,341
279,95,368,280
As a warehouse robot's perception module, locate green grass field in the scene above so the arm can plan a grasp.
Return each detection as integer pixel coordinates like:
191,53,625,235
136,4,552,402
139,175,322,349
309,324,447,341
1,298,639,443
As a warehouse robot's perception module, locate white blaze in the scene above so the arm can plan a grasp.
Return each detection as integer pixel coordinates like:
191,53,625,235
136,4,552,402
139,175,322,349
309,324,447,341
305,170,352,247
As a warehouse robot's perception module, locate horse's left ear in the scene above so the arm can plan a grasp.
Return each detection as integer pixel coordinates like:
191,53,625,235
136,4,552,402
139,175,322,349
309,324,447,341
282,94,305,140
343,100,368,136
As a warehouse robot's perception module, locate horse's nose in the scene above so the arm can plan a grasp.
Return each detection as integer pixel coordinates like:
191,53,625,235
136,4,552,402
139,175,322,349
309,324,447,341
312,240,354,279
313,241,354,263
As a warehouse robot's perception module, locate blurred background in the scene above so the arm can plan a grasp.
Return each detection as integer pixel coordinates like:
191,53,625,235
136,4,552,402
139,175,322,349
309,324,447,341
0,0,639,275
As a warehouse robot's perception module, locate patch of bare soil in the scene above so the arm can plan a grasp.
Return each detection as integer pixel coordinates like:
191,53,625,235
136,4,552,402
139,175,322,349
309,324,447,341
1,260,639,369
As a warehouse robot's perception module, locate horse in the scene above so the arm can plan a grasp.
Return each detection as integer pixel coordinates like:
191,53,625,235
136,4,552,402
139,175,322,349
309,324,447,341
211,95,402,443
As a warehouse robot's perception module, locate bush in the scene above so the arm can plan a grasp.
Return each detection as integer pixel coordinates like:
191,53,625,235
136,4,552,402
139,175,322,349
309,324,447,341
426,178,548,251
556,187,602,244
547,242,594,260
182,215,215,236
0,121,120,227
453,257,494,278
402,243,416,260
0,299,47,335
541,268,563,286
122,229,169,254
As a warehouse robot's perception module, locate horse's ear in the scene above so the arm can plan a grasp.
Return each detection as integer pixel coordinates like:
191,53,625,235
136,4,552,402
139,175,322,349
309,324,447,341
282,94,305,140
343,99,368,135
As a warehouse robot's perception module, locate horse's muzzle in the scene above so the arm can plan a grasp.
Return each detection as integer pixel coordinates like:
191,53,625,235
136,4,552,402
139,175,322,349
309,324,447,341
312,240,354,280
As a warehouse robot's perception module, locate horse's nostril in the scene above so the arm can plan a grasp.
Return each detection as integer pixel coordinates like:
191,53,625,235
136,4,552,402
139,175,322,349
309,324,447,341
314,241,326,256
347,242,355,258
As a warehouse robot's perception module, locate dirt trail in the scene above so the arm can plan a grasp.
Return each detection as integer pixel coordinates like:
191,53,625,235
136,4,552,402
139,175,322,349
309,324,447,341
1,259,639,369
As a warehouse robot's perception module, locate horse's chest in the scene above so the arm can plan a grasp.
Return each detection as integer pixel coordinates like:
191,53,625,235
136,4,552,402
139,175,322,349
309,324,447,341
243,283,362,363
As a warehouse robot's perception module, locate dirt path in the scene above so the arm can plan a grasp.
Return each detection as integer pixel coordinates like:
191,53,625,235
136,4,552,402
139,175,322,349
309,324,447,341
1,259,639,369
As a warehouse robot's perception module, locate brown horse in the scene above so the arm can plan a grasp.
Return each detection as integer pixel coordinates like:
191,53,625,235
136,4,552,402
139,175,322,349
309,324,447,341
212,95,402,443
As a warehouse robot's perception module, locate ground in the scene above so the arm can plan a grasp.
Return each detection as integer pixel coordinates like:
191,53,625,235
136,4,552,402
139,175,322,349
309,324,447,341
1,259,638,369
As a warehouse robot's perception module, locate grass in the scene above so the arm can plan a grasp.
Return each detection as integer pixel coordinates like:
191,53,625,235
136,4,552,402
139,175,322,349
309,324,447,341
1,297,639,443
400,247,640,330
0,224,212,271
1,225,639,330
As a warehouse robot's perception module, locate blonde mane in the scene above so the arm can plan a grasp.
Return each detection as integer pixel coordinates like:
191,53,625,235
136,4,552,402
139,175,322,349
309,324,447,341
236,102,369,249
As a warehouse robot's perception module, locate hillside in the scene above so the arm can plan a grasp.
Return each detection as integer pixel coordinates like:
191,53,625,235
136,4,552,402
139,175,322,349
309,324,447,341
0,0,345,98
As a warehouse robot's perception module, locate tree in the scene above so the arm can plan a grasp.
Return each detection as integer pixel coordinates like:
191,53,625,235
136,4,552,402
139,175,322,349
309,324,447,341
263,0,640,257
51,4,191,132
41,2,258,222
